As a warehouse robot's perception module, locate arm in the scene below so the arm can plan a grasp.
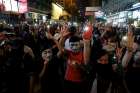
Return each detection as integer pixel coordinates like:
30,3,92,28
122,50,133,68
24,45,35,58
83,39,91,64
122,25,135,68
82,23,92,64
29,75,34,93
57,36,66,57
46,31,69,57
57,32,70,57
39,64,47,78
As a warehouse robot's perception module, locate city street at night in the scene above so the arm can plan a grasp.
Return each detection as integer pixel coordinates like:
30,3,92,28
0,0,140,93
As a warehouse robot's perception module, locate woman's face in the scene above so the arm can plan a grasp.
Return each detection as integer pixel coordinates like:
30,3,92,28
42,49,53,62
108,40,116,48
103,39,116,52
97,54,109,64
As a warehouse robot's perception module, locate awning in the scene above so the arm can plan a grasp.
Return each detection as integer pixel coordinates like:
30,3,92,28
28,7,50,14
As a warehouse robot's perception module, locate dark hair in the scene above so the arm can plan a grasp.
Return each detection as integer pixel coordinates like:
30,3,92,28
68,26,77,33
41,45,52,51
69,36,80,43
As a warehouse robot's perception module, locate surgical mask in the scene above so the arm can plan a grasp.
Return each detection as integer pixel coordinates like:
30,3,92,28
103,44,115,52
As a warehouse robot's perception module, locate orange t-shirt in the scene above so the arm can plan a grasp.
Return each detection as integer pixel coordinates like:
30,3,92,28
65,50,84,82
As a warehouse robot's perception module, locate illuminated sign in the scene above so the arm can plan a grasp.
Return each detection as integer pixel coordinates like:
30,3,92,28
95,11,104,18
0,0,27,13
51,3,63,20
86,7,101,12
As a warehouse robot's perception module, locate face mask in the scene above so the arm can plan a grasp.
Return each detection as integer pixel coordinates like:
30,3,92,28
103,45,115,52
69,42,81,52
42,49,53,62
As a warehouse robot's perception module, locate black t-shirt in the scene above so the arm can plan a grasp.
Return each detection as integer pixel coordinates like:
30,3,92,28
125,54,140,80
40,56,63,93
97,63,113,80
125,55,140,93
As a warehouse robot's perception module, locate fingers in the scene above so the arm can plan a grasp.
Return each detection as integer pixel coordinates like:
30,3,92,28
126,30,135,49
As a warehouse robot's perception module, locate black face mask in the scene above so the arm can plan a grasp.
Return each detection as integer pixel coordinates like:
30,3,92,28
97,63,112,78
97,63,111,70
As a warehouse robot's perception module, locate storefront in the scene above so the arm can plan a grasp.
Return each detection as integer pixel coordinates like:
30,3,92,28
25,12,48,24
0,0,28,25
106,11,128,27
127,3,140,27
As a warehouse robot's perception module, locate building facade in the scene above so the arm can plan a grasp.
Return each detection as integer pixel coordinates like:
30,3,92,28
102,0,139,15
103,0,140,27
54,0,65,8
25,0,52,24
28,0,52,12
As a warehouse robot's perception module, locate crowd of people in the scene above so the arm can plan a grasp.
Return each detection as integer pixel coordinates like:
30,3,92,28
0,21,140,93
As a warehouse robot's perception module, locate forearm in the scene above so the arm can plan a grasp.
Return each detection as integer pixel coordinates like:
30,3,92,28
59,37,66,52
29,75,34,93
83,39,91,64
122,50,133,68
39,64,47,78
29,50,35,58
53,38,62,52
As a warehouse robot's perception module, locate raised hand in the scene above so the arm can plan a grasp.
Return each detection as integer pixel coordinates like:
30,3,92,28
116,43,124,63
60,26,70,38
82,23,93,40
126,31,135,51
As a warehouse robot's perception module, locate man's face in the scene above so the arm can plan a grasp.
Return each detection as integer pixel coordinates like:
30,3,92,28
42,49,53,62
69,41,81,52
